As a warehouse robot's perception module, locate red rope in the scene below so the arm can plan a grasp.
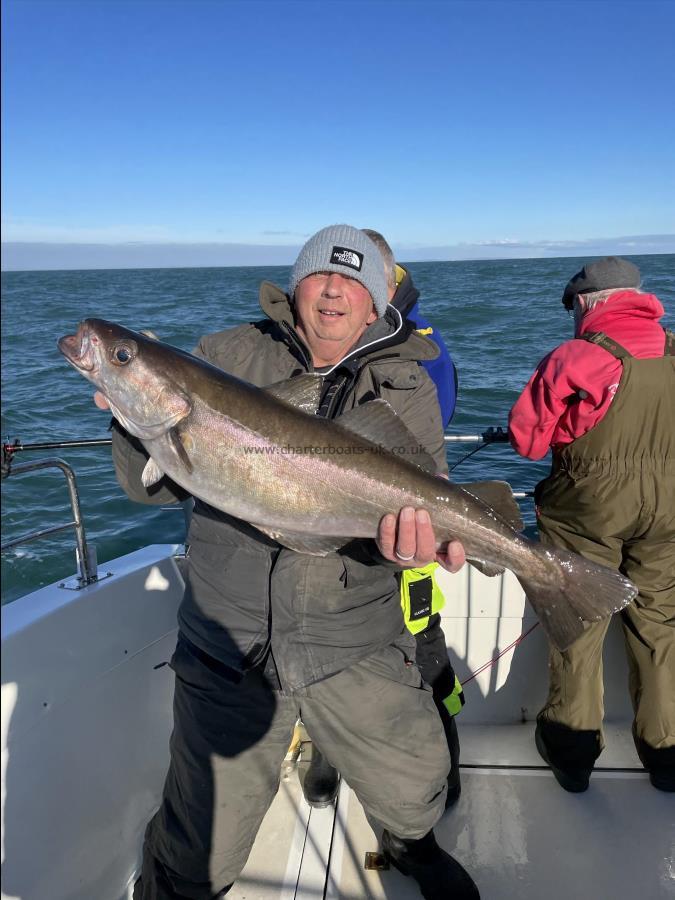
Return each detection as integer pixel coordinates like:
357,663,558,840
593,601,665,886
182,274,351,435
460,622,540,686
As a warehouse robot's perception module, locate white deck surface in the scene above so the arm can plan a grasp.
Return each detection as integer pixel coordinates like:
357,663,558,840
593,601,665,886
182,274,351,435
230,723,674,900
3,546,673,900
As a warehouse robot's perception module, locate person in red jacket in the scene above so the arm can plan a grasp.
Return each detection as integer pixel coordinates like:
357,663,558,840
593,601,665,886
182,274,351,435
509,256,674,793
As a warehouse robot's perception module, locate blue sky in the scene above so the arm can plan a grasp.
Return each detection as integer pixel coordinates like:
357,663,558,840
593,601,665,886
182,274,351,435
2,0,675,268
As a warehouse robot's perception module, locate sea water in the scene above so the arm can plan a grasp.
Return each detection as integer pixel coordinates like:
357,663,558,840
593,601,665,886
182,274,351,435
2,254,672,604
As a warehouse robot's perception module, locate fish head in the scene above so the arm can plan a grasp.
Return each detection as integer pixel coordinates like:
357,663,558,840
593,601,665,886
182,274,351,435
58,318,191,440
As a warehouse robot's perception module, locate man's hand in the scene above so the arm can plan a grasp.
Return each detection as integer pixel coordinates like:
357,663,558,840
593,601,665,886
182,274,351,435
376,507,466,573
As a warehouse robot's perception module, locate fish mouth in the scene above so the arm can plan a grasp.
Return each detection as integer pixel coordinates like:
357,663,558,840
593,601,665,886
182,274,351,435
57,322,97,372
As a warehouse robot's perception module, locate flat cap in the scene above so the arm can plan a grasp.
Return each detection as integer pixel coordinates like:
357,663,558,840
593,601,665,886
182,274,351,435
562,257,640,309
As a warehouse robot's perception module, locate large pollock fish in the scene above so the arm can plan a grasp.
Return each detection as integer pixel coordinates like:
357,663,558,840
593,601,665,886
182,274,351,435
58,319,637,650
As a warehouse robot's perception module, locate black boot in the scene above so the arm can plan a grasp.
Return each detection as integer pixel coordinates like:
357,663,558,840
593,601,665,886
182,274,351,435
446,763,461,809
133,873,232,899
535,721,598,793
382,829,480,900
635,736,675,792
444,714,461,808
302,747,340,808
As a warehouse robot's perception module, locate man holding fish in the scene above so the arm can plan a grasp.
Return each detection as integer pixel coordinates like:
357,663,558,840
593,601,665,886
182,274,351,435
300,229,466,812
61,225,636,899
87,224,479,899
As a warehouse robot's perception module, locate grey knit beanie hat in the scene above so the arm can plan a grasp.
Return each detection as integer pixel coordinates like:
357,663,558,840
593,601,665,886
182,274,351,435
562,256,640,309
289,225,388,317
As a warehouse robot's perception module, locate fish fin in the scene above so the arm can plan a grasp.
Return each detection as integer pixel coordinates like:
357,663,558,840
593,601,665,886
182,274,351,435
254,525,348,556
167,427,194,474
139,329,160,340
336,399,438,473
518,548,637,651
467,557,505,577
264,374,324,414
457,481,524,531
141,457,165,487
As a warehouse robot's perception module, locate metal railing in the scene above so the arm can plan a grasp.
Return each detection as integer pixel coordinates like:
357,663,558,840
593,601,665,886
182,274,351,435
1,457,99,588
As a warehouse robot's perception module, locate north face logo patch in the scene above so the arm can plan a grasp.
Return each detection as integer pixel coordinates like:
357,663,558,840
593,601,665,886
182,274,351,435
330,246,363,271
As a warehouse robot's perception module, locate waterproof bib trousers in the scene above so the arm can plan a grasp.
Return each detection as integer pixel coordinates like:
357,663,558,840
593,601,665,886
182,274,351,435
535,332,675,775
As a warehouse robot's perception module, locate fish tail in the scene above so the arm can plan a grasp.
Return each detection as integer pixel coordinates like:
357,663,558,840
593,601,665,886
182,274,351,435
517,547,638,652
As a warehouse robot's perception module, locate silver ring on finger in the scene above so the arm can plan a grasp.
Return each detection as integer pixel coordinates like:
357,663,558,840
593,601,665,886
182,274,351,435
395,549,416,562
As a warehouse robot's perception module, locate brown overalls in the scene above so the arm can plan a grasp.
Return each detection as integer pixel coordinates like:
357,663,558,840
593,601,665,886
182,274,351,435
535,330,675,774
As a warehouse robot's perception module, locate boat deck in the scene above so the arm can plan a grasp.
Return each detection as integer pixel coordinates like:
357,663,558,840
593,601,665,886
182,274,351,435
2,545,673,900
232,723,673,900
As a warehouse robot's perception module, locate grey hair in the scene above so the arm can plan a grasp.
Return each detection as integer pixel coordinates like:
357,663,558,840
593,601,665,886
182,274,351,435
573,286,641,332
362,228,397,291
577,285,641,313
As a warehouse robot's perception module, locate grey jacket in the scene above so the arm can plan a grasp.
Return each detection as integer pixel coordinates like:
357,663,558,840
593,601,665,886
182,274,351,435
112,282,448,690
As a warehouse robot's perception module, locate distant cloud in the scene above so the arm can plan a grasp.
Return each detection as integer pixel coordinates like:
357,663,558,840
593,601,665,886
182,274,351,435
2,234,674,272
0,241,300,271
472,238,523,246
396,234,675,261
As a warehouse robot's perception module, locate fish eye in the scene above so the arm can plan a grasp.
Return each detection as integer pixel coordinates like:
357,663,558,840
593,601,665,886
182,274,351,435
111,344,134,366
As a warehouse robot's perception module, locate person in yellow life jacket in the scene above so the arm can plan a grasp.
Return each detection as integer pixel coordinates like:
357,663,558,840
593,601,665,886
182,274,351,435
302,231,465,811
400,564,465,720
400,563,465,806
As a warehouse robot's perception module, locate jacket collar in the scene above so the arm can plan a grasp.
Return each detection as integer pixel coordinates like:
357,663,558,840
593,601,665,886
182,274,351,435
577,290,665,338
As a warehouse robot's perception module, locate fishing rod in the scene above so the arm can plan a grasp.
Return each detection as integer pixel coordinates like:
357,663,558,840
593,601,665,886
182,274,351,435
446,426,510,472
4,438,113,453
4,428,509,458
2,437,112,478
444,426,510,445
3,426,513,480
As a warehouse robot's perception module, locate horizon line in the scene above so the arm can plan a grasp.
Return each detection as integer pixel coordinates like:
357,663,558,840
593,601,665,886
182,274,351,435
3,251,675,276
2,234,674,273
